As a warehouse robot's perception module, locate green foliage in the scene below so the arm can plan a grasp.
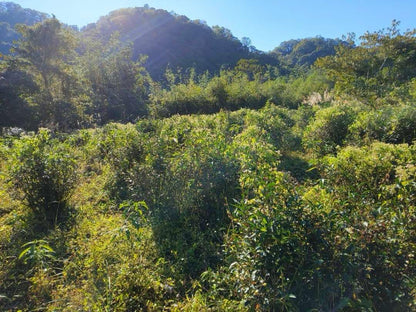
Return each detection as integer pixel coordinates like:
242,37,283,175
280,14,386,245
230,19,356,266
2,18,416,312
348,104,416,144
2,102,416,310
303,102,362,155
18,239,55,268
322,142,416,203
272,36,345,71
1,10,336,129
50,210,168,311
10,18,91,130
79,36,150,124
149,66,331,118
8,129,78,226
100,120,240,280
316,21,416,104
315,143,416,310
202,141,416,311
15,18,76,83
204,125,323,310
0,2,48,54
0,65,38,129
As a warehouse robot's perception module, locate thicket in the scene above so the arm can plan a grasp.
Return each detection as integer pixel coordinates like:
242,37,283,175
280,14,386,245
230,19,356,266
1,19,416,311
2,97,416,310
7,129,78,228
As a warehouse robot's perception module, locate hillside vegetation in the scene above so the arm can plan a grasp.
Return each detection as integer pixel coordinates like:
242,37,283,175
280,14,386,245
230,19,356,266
0,3,339,79
0,2,48,55
0,8,416,312
81,6,280,79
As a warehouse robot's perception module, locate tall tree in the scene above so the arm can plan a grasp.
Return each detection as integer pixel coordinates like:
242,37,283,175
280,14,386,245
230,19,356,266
0,58,38,129
15,17,75,95
316,21,416,103
79,35,151,124
13,18,87,129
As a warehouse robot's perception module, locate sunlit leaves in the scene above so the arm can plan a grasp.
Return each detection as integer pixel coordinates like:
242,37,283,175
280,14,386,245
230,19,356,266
7,129,78,226
316,21,416,104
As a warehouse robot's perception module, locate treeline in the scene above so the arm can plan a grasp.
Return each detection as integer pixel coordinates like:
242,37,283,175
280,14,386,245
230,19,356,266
0,18,150,130
2,16,416,133
0,3,344,79
0,16,326,130
0,9,344,132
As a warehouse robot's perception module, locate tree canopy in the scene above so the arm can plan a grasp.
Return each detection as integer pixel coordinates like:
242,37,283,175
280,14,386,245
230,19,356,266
316,21,416,104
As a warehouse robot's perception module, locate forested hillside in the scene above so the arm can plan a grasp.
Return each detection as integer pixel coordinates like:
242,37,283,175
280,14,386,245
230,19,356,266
0,2,48,54
81,7,281,79
271,36,348,71
1,4,416,311
0,3,340,79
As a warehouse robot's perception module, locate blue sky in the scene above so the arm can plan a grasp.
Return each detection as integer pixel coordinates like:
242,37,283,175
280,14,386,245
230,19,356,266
6,0,416,51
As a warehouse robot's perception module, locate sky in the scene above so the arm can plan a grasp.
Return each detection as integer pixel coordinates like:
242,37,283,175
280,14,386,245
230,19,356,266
6,0,416,52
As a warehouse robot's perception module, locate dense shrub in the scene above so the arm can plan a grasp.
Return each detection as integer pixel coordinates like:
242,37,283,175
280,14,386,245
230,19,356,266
8,129,78,226
316,143,416,310
99,119,240,281
2,101,416,311
349,104,416,144
203,142,416,311
49,208,169,311
153,130,239,278
303,102,362,155
149,68,332,118
3,18,416,312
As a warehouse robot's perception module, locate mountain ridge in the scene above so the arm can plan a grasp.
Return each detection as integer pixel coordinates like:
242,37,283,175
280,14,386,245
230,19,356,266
0,2,342,77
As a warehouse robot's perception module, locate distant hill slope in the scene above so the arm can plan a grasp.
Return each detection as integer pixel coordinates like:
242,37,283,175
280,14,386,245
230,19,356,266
0,3,342,77
270,37,347,69
81,7,280,78
0,2,49,54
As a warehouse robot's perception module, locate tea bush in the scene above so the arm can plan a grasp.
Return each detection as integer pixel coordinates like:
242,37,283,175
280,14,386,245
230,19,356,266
303,102,362,155
8,129,78,227
2,101,416,311
349,104,416,145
